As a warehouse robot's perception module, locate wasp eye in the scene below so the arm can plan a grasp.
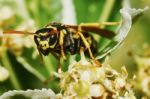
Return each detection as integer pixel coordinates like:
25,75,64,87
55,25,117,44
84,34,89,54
49,34,57,45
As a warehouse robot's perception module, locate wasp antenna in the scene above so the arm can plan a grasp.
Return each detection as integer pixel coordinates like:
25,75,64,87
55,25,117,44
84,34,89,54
3,30,35,35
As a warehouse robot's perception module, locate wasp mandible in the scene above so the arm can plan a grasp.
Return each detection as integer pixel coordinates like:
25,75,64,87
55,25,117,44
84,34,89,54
3,22,120,67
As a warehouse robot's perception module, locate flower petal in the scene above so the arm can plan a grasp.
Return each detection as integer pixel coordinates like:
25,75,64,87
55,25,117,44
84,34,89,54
90,84,105,97
0,88,55,99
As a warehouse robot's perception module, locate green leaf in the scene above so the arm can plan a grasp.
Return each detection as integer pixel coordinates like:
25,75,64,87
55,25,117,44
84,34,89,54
73,0,105,23
96,7,149,59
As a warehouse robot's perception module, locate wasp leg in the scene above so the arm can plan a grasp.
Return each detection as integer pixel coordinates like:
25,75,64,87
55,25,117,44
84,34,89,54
97,21,121,28
55,30,67,73
79,22,121,28
77,25,101,66
59,30,66,60
78,31,95,59
78,25,95,59
99,21,121,26
37,48,45,64
51,52,62,73
78,31,101,66
57,57,65,73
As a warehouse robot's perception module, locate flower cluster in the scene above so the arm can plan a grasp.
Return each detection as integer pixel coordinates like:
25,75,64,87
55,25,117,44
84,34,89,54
0,5,35,57
134,48,150,98
56,52,135,99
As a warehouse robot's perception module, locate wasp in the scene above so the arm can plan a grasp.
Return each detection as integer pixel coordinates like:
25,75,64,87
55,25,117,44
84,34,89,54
3,22,120,68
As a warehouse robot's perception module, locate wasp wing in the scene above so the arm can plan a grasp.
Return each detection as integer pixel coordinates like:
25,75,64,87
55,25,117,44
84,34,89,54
65,24,115,39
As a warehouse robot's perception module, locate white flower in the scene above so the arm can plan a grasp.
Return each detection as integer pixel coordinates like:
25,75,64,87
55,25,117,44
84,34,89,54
0,6,14,21
94,67,105,82
0,88,56,99
0,66,9,82
141,77,150,97
114,77,126,90
73,80,90,97
90,84,105,97
103,79,115,93
80,70,90,82
2,34,34,56
59,52,135,98
123,90,136,99
16,19,35,31
135,55,150,68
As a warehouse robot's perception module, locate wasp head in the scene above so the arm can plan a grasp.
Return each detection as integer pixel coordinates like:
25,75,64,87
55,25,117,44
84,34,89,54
34,28,58,56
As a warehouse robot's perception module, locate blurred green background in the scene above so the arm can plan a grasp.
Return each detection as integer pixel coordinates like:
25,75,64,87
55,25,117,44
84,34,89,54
0,0,150,98
110,0,150,75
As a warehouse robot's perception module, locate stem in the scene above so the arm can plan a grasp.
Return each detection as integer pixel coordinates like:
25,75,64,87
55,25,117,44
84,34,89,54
96,0,116,53
17,57,46,82
99,0,116,23
1,50,21,89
